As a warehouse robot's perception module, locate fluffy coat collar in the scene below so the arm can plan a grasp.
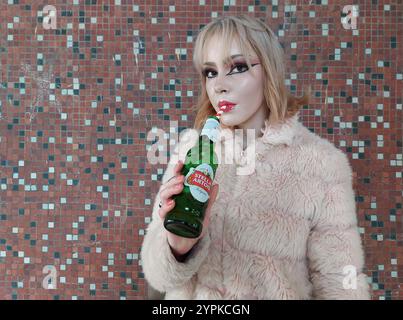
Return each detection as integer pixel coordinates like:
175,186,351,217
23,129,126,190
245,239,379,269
217,111,300,147
216,112,301,168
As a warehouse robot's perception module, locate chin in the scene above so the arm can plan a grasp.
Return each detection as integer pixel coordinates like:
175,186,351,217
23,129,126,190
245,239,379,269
221,115,242,127
220,116,234,127
219,118,237,129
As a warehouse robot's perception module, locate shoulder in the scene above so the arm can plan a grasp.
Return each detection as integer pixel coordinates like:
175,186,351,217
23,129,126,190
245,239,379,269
291,123,353,185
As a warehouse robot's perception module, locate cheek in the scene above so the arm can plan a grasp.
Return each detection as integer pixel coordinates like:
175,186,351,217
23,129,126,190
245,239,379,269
238,77,264,105
205,80,214,98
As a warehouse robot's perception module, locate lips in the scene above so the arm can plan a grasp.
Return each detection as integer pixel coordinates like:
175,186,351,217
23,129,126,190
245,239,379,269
218,101,236,113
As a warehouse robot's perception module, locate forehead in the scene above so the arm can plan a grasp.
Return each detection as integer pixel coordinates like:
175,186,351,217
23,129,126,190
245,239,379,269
202,34,255,65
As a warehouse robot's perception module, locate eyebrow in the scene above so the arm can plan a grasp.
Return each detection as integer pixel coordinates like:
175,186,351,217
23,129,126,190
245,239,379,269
203,54,244,67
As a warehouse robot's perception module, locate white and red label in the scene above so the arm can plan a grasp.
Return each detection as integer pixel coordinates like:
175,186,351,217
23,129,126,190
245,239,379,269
184,164,214,203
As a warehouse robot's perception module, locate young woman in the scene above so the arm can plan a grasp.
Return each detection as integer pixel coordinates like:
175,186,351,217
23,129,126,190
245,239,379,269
141,15,370,300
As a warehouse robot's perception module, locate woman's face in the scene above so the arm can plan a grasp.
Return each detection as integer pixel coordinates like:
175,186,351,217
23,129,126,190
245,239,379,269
203,35,268,130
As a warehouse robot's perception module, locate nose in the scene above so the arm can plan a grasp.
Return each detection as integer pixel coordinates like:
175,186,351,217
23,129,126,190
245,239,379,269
213,73,229,94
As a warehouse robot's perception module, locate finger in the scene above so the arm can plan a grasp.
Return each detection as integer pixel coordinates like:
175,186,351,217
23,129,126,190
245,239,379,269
173,160,184,176
159,181,184,204
160,174,185,195
158,199,176,219
167,161,183,182
159,160,185,193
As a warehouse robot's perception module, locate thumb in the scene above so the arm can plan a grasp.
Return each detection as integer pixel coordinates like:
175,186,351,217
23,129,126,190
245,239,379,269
202,184,219,228
211,184,219,202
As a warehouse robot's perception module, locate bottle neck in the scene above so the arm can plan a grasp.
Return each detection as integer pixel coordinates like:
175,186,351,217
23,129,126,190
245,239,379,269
200,116,220,143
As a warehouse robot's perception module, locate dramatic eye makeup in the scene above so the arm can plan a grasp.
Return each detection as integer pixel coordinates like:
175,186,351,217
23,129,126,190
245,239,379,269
201,55,260,79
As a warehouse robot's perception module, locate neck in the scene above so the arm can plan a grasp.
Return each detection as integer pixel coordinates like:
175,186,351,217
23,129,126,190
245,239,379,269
235,105,269,150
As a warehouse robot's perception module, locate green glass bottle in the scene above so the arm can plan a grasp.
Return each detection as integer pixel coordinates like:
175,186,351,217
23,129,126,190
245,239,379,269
164,115,220,238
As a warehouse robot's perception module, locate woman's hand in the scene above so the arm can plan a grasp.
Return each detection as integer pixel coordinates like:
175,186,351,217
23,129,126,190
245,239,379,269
158,160,219,260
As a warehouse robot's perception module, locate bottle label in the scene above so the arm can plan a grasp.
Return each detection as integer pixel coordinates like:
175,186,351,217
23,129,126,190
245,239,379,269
184,163,214,203
201,118,219,143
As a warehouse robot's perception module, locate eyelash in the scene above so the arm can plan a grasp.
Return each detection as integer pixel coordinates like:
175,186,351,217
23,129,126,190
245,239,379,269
202,62,257,79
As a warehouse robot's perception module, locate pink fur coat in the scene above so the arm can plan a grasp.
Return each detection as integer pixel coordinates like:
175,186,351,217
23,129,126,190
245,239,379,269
141,112,371,300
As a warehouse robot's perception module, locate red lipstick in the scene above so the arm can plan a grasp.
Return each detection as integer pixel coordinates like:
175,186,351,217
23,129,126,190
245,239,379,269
218,100,236,112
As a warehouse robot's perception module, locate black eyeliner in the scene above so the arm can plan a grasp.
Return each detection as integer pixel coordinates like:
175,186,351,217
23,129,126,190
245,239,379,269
202,62,259,78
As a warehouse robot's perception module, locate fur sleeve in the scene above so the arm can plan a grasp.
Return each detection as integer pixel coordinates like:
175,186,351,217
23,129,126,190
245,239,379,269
307,153,371,300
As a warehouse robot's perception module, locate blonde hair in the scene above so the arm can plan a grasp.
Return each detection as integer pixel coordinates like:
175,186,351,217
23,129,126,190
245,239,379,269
191,15,310,130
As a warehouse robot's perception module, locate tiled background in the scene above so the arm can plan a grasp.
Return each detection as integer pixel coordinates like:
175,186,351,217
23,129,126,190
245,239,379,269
0,0,401,300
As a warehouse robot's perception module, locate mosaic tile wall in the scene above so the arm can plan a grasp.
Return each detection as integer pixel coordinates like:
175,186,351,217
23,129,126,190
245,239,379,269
0,0,401,300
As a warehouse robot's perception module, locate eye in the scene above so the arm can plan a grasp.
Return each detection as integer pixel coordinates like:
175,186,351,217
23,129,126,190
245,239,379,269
228,63,249,75
202,68,217,79
202,62,258,79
